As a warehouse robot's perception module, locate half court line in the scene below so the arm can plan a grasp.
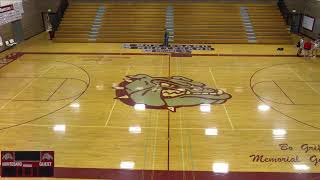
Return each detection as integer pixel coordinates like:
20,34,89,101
209,67,235,130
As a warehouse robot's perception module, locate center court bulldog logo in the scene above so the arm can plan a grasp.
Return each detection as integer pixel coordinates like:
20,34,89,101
113,74,231,112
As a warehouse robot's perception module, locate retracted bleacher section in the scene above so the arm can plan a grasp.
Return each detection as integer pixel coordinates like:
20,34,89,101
54,2,292,44
55,3,101,42
247,6,292,44
55,3,166,43
98,4,165,43
174,4,248,44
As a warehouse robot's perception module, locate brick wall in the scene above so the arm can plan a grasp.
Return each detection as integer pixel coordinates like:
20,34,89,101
284,0,320,39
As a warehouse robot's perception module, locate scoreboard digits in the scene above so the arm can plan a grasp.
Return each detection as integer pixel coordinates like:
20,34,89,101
1,151,54,177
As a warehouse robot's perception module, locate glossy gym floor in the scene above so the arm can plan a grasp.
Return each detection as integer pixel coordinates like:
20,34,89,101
0,34,320,180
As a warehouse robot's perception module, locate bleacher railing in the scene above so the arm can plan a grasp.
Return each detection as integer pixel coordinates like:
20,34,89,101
42,0,69,32
277,0,301,34
278,0,290,25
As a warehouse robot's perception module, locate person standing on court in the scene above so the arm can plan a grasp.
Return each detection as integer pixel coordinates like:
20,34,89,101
312,38,320,58
46,9,54,40
303,39,312,58
297,36,304,57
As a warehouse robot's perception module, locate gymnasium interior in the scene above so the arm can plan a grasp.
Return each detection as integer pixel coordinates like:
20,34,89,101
0,0,320,179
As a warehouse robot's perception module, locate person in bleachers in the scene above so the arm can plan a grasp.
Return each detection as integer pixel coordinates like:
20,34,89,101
296,36,304,57
164,30,169,47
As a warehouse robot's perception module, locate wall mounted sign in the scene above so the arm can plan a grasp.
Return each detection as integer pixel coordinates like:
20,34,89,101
0,1,23,26
302,15,315,31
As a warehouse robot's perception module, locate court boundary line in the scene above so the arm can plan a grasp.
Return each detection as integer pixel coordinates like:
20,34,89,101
21,51,300,57
9,166,319,180
1,54,318,132
0,65,54,111
289,66,320,96
0,56,91,131
0,78,35,111
0,53,22,70
0,56,90,102
3,122,320,131
0,77,88,102
251,80,320,106
250,62,320,130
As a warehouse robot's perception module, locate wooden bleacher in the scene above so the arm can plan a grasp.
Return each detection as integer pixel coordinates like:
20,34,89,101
247,6,292,44
174,4,247,44
55,3,101,42
54,2,292,44
55,3,166,43
173,4,291,44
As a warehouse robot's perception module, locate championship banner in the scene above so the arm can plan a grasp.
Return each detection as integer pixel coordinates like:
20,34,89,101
0,0,23,26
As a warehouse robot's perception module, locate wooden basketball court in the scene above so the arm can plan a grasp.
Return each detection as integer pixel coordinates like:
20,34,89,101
0,33,320,179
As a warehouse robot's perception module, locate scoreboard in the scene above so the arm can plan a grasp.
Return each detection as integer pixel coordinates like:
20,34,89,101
1,151,54,177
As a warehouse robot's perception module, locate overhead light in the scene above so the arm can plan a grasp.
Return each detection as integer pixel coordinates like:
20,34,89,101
293,164,310,171
70,102,80,108
129,126,141,134
200,104,211,112
53,125,66,132
134,104,145,111
258,104,270,111
120,161,135,169
205,128,218,136
212,163,229,173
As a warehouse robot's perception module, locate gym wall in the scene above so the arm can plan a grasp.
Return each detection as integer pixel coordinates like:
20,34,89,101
284,0,320,39
22,0,58,39
0,0,59,52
